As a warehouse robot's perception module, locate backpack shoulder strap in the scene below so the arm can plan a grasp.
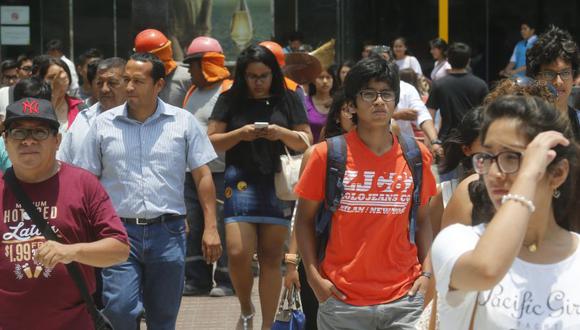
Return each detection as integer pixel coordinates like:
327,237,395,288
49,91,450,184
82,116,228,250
315,134,347,262
397,133,423,245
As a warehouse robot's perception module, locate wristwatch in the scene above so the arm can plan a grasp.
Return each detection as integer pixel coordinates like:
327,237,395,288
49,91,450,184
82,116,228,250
431,139,443,145
420,271,433,279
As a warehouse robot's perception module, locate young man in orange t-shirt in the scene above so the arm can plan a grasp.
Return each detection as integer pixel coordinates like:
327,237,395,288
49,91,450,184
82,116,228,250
295,56,437,329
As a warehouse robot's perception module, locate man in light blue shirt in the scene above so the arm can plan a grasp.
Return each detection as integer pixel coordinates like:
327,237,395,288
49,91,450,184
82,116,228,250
500,22,538,78
58,57,127,163
76,53,222,330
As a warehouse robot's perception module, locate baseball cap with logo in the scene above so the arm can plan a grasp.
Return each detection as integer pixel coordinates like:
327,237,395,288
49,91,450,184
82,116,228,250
4,98,60,130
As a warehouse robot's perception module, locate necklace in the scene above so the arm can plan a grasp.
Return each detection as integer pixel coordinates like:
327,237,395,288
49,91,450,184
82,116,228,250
526,243,538,252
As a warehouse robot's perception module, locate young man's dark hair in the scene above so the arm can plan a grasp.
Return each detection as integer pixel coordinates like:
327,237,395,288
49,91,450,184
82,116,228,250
447,42,471,69
77,48,103,67
288,31,304,42
16,54,32,67
344,56,401,106
526,25,579,78
129,52,166,83
86,60,100,87
343,56,401,125
46,39,65,53
521,21,536,30
1,59,18,74
13,77,52,101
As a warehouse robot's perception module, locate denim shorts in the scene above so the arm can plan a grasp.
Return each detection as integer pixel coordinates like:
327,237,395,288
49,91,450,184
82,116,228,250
223,165,293,226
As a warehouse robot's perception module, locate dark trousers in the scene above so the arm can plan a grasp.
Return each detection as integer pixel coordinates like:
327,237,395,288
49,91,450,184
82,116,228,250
184,172,232,289
299,261,319,330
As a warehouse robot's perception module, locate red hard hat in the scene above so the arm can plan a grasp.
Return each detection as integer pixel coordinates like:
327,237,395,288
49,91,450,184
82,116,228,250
134,29,169,52
259,41,285,67
184,37,223,62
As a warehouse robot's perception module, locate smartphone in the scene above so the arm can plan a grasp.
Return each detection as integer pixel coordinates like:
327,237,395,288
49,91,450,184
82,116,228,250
254,122,269,129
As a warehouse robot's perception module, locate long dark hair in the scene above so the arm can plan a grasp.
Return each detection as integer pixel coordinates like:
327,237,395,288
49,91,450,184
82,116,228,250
323,90,348,138
37,57,72,89
476,95,579,230
308,66,337,97
226,44,286,107
440,107,484,174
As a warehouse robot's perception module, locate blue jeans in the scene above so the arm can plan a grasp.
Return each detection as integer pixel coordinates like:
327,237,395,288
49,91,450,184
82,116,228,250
102,218,186,330
184,172,232,289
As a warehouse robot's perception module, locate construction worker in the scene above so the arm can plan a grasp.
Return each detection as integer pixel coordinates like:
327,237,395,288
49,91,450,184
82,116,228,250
181,36,234,297
134,28,192,107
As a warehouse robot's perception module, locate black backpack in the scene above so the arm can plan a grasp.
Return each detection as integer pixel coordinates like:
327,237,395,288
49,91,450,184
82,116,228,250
315,133,424,261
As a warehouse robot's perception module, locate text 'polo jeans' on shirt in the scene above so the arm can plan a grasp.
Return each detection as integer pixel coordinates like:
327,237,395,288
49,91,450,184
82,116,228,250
101,218,186,330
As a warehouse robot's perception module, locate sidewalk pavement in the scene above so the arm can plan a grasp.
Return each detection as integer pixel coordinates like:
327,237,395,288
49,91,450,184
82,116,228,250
142,278,262,329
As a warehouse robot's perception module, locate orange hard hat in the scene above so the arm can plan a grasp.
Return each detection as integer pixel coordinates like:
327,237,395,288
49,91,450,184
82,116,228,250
134,29,169,52
184,37,223,62
259,41,285,67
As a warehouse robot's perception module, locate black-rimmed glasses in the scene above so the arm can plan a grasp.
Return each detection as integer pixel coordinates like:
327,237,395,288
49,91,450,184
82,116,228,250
7,127,55,141
472,151,523,175
359,90,396,103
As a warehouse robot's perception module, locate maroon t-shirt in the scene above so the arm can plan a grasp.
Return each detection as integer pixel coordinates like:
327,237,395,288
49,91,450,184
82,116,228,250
0,163,128,330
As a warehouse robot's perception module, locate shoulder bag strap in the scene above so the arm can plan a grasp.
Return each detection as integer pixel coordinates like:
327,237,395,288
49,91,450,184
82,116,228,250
315,134,347,262
3,168,105,326
397,133,423,245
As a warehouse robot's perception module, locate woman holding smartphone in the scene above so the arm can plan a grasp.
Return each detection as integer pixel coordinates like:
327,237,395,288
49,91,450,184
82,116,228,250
208,44,312,330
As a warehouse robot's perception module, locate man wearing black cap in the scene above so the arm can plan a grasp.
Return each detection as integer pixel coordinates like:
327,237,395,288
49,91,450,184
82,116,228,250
0,98,129,330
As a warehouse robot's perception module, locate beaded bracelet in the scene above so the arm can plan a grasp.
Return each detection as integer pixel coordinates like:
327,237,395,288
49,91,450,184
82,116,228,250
501,194,536,213
284,253,301,265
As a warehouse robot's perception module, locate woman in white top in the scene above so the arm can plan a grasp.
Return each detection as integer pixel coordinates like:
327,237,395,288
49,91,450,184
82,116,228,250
393,37,423,76
432,95,580,329
429,38,451,81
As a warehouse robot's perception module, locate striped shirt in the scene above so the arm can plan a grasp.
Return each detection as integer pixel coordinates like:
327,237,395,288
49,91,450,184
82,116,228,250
58,102,102,164
75,98,217,218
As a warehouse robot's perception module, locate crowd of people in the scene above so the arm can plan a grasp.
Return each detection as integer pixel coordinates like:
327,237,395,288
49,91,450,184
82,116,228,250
0,19,579,330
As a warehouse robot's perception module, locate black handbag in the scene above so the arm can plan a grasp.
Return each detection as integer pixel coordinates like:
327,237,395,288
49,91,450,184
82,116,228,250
4,168,114,330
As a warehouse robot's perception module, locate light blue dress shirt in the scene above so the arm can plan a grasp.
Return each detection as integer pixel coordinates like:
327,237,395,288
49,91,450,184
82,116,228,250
76,99,217,218
57,102,101,163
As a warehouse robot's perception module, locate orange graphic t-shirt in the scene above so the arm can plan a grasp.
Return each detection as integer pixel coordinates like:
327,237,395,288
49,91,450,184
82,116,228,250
295,130,437,306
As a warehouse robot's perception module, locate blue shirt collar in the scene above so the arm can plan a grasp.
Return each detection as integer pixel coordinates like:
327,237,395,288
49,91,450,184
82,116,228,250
114,98,177,122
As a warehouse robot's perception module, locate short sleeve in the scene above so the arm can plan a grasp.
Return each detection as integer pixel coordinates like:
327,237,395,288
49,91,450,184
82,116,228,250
401,83,431,126
186,115,218,170
510,45,517,63
285,90,309,127
83,171,128,244
209,92,231,123
418,143,437,205
410,56,423,76
432,224,480,306
294,143,327,201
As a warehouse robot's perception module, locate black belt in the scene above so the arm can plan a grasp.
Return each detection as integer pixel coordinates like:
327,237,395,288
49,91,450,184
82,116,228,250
121,214,184,226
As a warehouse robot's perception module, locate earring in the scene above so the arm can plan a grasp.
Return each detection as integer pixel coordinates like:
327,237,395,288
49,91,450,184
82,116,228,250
553,189,561,199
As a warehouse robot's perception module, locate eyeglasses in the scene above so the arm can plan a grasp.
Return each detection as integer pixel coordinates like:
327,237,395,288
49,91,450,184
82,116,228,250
537,69,574,81
472,151,523,175
245,72,272,83
359,90,396,103
513,76,558,97
7,127,55,141
2,74,18,82
19,66,32,72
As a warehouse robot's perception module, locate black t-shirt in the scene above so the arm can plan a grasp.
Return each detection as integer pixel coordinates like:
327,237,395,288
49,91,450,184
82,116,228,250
210,90,308,175
426,73,488,141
